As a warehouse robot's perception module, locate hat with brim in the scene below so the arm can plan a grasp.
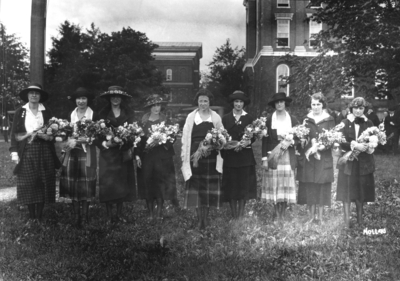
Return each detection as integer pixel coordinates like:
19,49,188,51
143,94,168,108
67,87,96,103
267,92,292,107
100,86,132,100
229,90,250,106
19,83,49,103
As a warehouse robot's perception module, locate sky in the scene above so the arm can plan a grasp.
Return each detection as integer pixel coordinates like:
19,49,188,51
0,0,246,71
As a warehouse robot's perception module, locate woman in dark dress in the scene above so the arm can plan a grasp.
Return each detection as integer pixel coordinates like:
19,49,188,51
261,92,299,223
297,93,335,223
10,83,61,222
136,94,177,220
59,87,97,226
337,97,375,228
221,91,257,219
181,89,224,229
97,86,136,223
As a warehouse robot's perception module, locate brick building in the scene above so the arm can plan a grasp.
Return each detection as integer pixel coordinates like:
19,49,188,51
152,42,202,116
242,0,387,117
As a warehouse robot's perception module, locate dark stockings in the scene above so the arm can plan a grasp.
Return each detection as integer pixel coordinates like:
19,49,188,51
275,202,287,222
72,200,90,226
27,203,44,221
229,199,246,219
146,199,164,220
196,207,209,230
355,200,364,225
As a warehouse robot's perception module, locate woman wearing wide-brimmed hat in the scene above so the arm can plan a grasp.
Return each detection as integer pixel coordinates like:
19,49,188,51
97,86,136,223
261,92,299,224
221,90,257,220
9,83,61,222
336,97,376,228
136,94,177,220
59,87,98,226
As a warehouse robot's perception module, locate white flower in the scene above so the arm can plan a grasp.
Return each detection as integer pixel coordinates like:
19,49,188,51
106,135,112,140
100,123,106,128
205,133,213,140
55,137,63,142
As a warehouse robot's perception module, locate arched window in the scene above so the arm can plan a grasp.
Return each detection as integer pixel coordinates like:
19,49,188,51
276,64,290,95
166,69,172,81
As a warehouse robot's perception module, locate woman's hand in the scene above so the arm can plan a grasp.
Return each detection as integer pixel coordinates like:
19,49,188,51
105,140,118,148
354,143,368,152
64,138,77,152
37,133,52,141
77,137,88,144
300,139,307,149
136,156,142,168
262,159,268,171
317,144,326,151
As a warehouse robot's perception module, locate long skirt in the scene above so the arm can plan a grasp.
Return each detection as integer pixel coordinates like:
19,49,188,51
261,150,296,204
17,142,56,205
59,148,96,202
184,156,222,209
222,165,257,201
336,160,375,203
298,182,331,206
137,156,177,201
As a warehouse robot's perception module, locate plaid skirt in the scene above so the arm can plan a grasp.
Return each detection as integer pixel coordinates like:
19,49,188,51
59,148,96,202
184,156,222,209
261,150,296,204
17,142,56,205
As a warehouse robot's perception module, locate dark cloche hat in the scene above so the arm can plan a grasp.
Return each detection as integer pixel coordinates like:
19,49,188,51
229,90,250,106
19,83,49,103
67,87,96,103
100,86,132,100
267,92,292,107
143,94,168,108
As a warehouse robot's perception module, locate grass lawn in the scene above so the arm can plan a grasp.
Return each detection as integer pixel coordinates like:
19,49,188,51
1,141,400,280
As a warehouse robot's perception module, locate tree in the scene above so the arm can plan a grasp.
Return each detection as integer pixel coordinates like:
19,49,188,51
206,39,246,107
286,0,400,105
0,24,30,110
45,21,164,116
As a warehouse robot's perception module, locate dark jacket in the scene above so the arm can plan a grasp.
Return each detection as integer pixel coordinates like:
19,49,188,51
9,106,62,175
261,112,299,170
366,111,380,127
338,118,375,176
221,111,256,167
297,114,335,183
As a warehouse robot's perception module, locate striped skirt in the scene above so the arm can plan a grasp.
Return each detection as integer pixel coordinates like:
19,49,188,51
261,150,296,204
184,156,222,209
17,141,56,205
59,148,97,202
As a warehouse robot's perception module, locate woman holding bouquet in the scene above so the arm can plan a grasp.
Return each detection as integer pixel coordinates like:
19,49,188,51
181,89,224,229
98,86,136,223
9,83,61,222
261,92,299,223
221,91,257,219
297,93,335,223
59,87,97,226
136,94,177,220
336,97,375,228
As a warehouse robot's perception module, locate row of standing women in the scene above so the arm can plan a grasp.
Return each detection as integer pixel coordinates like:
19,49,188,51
10,84,375,229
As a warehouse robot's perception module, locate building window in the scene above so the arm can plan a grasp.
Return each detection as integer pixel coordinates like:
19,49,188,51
341,77,355,99
309,20,322,47
375,69,388,99
277,0,290,8
276,64,290,95
166,69,172,81
309,1,323,9
277,20,290,48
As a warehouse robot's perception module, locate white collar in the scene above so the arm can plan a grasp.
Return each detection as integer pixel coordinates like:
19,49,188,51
233,110,247,117
194,110,212,125
347,113,368,123
23,103,46,112
307,111,330,122
71,107,93,123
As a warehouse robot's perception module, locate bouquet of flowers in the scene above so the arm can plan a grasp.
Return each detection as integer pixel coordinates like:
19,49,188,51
71,117,95,144
291,121,310,142
267,130,295,169
145,122,180,150
27,117,73,143
191,128,232,167
225,117,268,151
86,119,114,143
305,123,346,161
338,124,387,165
111,122,144,148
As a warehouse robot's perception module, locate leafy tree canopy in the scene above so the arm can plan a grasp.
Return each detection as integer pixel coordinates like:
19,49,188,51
286,0,400,106
0,24,30,111
205,39,246,108
45,21,164,117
